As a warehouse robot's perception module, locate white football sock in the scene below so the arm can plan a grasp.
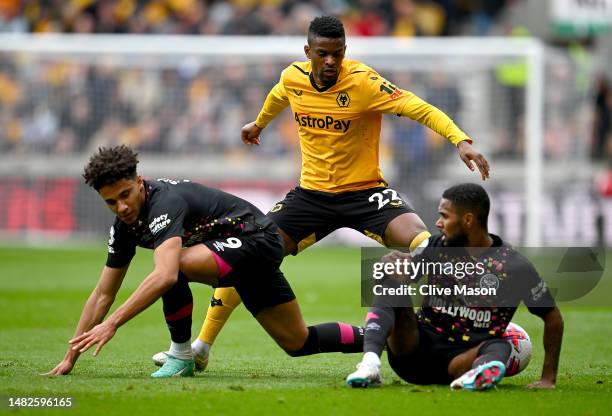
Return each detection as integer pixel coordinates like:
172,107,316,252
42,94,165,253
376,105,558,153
362,351,381,367
169,340,193,360
191,338,211,356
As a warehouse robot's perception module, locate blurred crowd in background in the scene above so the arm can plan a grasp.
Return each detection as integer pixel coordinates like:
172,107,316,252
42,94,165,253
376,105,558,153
0,54,601,161
1,0,511,36
0,0,610,162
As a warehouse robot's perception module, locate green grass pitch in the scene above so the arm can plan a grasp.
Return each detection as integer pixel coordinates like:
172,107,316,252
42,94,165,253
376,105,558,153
0,246,611,415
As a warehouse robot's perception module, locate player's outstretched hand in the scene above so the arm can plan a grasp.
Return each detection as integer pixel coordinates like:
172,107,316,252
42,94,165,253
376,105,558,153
69,321,117,357
527,379,556,389
43,359,75,376
241,121,263,145
457,141,490,180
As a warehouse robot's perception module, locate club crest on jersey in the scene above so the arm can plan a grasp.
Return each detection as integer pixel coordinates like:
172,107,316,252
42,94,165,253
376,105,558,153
336,91,350,108
480,273,500,290
149,213,171,235
294,112,351,132
293,89,303,96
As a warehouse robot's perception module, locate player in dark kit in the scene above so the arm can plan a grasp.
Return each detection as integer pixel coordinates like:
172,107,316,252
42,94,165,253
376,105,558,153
163,14,492,371
45,146,363,378
346,183,564,390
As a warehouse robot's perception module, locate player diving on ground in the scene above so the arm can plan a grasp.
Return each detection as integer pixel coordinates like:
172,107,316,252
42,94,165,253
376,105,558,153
46,145,364,378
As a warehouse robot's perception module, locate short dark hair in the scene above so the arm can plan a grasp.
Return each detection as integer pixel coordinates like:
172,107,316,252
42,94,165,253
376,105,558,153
308,16,345,44
442,183,490,229
83,145,139,191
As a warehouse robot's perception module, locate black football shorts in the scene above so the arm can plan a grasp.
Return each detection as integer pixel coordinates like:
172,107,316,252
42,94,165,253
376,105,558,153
386,323,480,385
203,223,295,316
267,186,415,253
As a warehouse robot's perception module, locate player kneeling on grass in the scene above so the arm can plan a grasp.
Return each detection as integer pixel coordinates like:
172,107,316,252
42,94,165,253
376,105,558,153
46,145,363,378
346,183,564,390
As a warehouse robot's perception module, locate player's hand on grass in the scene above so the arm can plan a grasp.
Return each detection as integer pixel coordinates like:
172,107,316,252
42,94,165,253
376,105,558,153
457,141,490,180
241,121,263,145
69,321,117,356
527,379,556,389
43,358,75,376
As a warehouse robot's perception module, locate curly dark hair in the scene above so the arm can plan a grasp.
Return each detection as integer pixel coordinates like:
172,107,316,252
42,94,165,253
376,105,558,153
442,183,490,229
83,145,139,190
308,15,345,44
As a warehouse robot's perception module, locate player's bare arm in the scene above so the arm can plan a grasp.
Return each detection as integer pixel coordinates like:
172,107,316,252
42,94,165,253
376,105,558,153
69,237,182,356
241,121,263,145
457,141,490,180
44,265,128,376
528,307,564,389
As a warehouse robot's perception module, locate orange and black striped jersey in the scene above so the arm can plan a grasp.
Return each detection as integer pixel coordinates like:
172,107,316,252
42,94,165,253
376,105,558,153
255,59,472,193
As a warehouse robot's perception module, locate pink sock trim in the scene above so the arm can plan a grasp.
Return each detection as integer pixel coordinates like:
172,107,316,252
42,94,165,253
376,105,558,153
339,323,355,344
211,251,232,278
365,312,380,322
